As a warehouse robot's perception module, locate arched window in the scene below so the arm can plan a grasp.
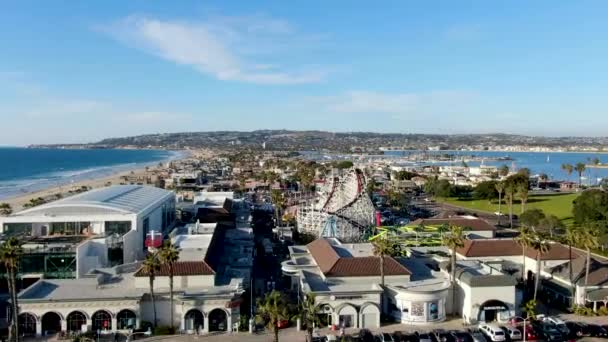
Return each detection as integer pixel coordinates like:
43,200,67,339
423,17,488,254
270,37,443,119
184,309,204,332
92,310,112,332
117,309,137,330
18,313,37,337
66,311,87,332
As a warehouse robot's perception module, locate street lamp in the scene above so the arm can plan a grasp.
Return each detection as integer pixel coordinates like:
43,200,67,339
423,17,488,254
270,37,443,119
510,316,530,342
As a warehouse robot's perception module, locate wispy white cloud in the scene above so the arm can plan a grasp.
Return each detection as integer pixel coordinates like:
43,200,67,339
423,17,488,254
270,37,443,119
319,90,477,116
100,14,328,85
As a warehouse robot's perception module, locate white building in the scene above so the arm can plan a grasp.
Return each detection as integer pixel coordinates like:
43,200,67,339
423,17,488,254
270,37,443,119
0,185,176,277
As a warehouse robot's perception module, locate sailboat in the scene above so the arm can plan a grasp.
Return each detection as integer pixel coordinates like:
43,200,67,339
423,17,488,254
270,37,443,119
546,155,550,163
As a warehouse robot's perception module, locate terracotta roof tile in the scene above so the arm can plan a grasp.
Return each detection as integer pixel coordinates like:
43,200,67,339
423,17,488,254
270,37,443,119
455,239,580,260
135,261,215,277
306,239,411,277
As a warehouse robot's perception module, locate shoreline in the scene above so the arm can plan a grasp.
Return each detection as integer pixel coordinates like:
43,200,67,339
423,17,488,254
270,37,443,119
0,150,190,212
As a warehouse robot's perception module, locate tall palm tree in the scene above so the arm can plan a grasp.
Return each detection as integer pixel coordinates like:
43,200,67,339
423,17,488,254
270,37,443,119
0,237,23,341
372,236,395,288
300,293,321,342
564,226,579,303
256,290,292,342
142,253,161,327
159,241,180,329
443,225,465,315
577,223,600,301
561,163,573,180
530,233,551,301
516,181,529,214
574,162,586,187
495,181,505,226
515,226,534,284
505,181,515,228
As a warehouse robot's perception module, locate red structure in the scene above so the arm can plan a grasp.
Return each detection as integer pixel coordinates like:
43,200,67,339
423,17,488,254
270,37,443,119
375,211,382,227
145,231,163,248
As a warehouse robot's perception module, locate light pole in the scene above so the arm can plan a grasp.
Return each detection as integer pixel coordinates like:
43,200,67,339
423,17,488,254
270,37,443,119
511,316,530,342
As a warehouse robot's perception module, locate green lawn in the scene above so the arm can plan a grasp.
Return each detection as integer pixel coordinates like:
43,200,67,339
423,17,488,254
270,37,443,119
441,192,579,224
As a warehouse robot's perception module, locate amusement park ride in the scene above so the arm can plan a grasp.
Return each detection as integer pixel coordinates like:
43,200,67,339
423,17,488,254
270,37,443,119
297,168,376,242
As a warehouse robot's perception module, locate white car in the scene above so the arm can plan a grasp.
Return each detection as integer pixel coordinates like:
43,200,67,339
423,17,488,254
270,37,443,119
480,324,507,342
501,326,522,340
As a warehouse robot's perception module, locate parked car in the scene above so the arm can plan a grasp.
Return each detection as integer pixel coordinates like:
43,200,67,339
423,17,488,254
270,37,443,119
497,327,511,342
358,329,376,342
433,330,455,342
533,322,564,342
393,331,419,342
586,324,608,337
500,326,522,340
277,319,290,329
507,317,525,326
516,325,539,341
376,333,395,342
416,332,438,342
565,322,587,337
479,324,507,342
468,329,487,342
450,331,473,342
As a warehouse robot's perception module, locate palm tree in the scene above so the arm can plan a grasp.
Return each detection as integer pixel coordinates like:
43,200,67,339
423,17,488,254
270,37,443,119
0,237,23,341
159,241,180,329
564,226,579,302
530,233,551,301
300,293,321,342
574,162,586,187
578,223,600,301
495,181,504,225
515,226,534,284
142,253,161,327
505,181,515,228
516,181,529,214
256,290,292,342
561,163,573,180
443,225,465,315
270,189,284,226
437,223,449,239
372,236,396,288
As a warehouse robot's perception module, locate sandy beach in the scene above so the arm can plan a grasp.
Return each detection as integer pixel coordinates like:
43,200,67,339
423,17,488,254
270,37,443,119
0,167,159,212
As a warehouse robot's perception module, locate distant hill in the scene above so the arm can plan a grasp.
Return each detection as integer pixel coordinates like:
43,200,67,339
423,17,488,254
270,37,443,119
29,130,608,152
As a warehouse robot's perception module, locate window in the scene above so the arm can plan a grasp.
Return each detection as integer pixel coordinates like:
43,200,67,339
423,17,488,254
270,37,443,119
117,310,137,330
105,221,131,236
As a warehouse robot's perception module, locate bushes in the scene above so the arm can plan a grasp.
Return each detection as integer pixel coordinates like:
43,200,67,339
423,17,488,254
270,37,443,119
572,305,608,316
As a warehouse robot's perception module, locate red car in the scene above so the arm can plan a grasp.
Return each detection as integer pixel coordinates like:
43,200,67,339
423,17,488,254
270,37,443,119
517,325,539,341
277,319,290,329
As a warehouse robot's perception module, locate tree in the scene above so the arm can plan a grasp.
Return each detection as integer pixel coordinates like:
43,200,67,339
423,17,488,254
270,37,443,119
530,233,551,300
505,181,515,229
474,181,498,201
437,223,449,239
300,293,321,342
515,226,534,283
575,162,586,187
495,181,505,225
372,236,396,288
561,163,574,180
435,179,452,199
538,215,564,238
271,189,285,225
498,165,509,177
572,189,608,224
523,299,537,319
335,160,354,169
516,181,529,214
256,291,292,342
519,209,546,232
564,226,579,301
159,241,180,329
577,223,600,300
0,203,12,216
0,237,23,341
142,253,161,327
443,225,465,315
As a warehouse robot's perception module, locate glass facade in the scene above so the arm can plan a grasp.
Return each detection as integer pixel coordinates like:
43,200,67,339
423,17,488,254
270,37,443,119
49,222,91,235
105,221,131,236
2,223,32,237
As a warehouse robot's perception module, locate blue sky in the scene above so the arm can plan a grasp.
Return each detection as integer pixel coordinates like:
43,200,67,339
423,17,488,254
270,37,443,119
2,1,608,145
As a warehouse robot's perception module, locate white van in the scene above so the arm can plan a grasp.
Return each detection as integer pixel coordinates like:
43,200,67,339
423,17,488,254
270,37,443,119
479,324,506,342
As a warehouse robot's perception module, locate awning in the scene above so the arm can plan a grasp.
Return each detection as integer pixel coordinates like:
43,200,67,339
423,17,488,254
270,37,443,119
586,288,608,302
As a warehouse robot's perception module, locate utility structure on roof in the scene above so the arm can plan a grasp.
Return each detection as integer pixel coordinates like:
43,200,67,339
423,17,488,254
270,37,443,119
297,168,375,242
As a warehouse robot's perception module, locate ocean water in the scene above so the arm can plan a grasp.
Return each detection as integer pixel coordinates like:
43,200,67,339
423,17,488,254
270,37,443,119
0,148,180,200
385,150,608,184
